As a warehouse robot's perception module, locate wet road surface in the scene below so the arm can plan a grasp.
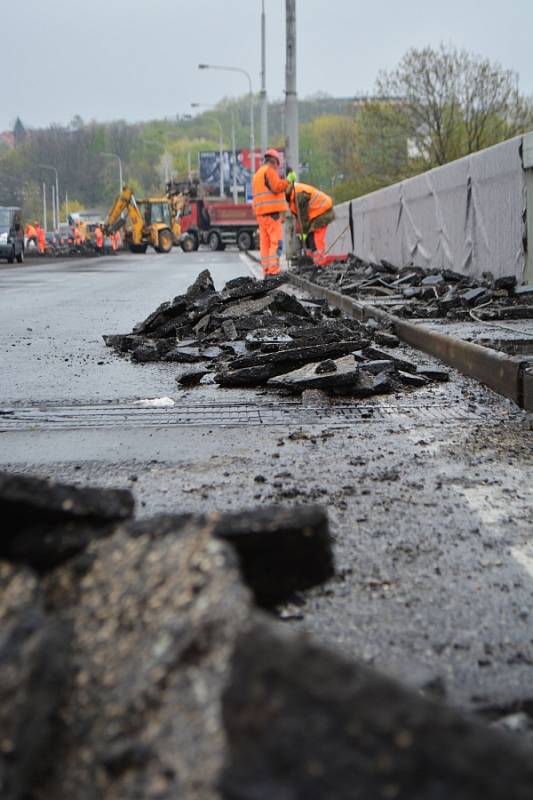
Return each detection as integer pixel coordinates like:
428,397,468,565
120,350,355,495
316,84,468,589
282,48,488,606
0,249,251,405
1,249,533,719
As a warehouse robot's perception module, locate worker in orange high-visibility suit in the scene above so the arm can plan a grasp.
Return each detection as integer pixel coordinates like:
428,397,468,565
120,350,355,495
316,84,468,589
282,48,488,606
94,225,104,254
25,222,38,249
73,226,82,248
252,149,294,277
35,222,46,255
287,182,335,263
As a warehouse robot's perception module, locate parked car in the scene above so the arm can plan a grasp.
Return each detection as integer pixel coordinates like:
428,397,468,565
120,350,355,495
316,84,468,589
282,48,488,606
0,207,24,263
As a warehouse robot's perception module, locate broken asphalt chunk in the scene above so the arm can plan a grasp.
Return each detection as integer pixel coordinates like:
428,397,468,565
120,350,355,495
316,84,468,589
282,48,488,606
41,515,251,799
221,620,533,800
0,562,70,800
176,366,210,386
267,355,360,393
0,472,134,571
417,366,450,382
228,340,368,371
211,505,333,607
461,287,493,306
374,331,400,348
363,345,418,373
397,369,429,387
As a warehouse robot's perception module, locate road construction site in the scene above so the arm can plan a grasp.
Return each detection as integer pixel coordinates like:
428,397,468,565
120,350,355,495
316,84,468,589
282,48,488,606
2,246,532,723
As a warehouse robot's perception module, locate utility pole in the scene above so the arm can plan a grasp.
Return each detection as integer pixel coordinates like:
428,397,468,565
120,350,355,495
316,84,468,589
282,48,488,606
51,184,56,231
198,64,255,192
218,125,224,198
285,0,299,175
42,183,47,231
285,0,299,260
231,111,238,203
39,164,60,232
65,191,69,224
260,0,268,155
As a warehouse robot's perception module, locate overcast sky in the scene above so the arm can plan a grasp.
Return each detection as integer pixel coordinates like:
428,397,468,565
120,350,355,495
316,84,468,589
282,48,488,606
3,0,532,131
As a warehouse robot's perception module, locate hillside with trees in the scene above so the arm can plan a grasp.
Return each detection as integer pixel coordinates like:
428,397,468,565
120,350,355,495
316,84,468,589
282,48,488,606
0,45,531,223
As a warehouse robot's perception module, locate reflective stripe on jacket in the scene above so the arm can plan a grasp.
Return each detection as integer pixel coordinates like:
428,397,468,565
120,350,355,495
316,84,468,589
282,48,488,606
252,164,289,216
289,182,333,222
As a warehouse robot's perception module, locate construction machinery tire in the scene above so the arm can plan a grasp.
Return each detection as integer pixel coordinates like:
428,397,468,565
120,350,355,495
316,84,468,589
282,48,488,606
208,231,223,252
237,230,253,251
181,233,198,253
155,229,173,254
16,248,24,264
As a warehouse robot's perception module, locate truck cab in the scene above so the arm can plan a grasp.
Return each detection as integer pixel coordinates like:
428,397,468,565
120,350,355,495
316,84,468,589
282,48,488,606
0,207,24,263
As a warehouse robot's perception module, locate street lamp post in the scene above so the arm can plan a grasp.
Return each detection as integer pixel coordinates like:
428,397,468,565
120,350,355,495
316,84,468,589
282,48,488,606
42,183,47,230
260,0,268,156
51,185,56,230
285,0,299,260
39,164,60,231
192,104,225,198
100,152,123,194
198,64,256,191
230,110,238,203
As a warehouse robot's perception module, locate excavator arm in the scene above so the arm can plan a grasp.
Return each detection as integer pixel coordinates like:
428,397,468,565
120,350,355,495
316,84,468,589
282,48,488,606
105,187,146,245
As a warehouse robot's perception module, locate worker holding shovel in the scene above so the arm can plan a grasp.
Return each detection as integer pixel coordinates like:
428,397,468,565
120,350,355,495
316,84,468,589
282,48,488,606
287,182,335,265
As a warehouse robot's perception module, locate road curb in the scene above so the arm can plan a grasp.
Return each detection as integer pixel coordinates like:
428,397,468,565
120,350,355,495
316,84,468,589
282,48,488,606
288,272,532,411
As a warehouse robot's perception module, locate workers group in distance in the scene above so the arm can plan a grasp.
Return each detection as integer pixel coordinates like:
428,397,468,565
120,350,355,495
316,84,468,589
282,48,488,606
23,218,120,257
252,147,335,277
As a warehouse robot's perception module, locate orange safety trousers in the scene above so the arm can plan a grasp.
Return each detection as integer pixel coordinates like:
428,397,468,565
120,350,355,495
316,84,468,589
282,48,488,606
312,226,327,257
258,214,283,276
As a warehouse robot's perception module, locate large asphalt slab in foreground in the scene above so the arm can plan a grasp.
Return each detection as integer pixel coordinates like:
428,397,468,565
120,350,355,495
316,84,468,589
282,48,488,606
1,249,533,718
0,249,251,405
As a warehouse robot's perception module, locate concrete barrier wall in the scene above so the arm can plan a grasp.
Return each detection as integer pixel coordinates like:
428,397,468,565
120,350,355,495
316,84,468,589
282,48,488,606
327,135,528,282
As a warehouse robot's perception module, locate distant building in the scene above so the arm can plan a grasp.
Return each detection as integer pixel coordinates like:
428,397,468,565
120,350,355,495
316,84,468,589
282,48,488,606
0,131,14,147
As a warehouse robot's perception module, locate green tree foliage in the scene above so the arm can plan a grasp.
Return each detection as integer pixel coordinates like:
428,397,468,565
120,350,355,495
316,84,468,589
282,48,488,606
0,59,530,225
377,44,533,167
300,115,358,190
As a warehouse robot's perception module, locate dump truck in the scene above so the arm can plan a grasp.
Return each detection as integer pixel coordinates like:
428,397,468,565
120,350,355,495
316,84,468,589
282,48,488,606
105,187,184,254
178,197,257,252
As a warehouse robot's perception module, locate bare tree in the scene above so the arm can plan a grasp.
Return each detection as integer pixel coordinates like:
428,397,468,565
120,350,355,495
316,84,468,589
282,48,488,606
377,45,526,167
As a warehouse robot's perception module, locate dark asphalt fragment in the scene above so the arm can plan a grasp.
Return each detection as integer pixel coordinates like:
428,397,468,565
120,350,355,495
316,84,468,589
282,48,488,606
0,471,134,571
221,620,533,800
0,562,70,800
104,269,447,398
300,254,526,321
211,504,333,607
268,355,361,393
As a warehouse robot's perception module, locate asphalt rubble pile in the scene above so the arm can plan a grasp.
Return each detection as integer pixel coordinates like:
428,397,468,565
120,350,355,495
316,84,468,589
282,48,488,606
3,470,533,799
300,255,533,321
104,269,449,396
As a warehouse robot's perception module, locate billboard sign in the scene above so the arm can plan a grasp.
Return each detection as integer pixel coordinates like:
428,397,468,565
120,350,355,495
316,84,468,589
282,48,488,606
198,149,285,193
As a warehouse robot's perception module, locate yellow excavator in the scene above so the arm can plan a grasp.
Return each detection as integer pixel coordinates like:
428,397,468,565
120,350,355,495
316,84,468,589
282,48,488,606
104,187,184,254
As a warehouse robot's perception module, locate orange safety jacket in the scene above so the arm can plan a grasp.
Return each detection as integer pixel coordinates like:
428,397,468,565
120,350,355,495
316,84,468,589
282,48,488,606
95,227,104,246
25,224,37,239
289,182,333,223
252,163,289,217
